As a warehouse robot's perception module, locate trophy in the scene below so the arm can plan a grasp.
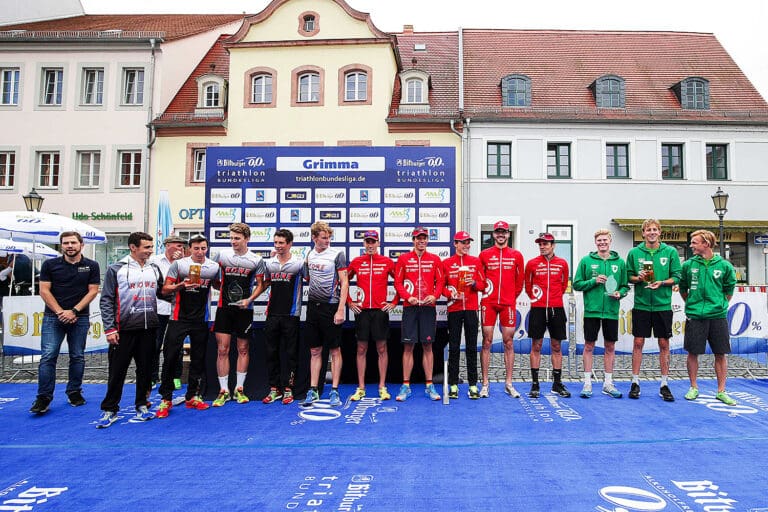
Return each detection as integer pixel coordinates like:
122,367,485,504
227,282,244,305
604,275,618,297
642,261,654,282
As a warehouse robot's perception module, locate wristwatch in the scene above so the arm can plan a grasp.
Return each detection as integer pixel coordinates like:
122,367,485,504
71,307,80,315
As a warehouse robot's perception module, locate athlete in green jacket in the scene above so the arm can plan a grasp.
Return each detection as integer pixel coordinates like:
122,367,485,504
573,229,629,398
679,229,737,406
625,219,682,401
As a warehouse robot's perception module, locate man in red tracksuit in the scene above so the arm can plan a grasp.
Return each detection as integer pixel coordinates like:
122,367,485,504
442,231,485,399
394,227,445,402
347,231,399,402
524,232,571,398
478,220,524,399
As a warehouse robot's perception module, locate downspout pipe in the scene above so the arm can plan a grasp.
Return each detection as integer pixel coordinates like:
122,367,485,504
144,37,158,233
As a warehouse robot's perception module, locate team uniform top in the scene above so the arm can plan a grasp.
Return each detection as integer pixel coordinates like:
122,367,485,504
100,257,164,335
166,256,219,323
149,253,174,316
264,255,306,317
441,254,485,312
626,242,681,312
478,246,524,306
394,250,444,307
679,254,736,320
212,248,265,309
347,253,398,309
305,247,347,303
524,255,569,309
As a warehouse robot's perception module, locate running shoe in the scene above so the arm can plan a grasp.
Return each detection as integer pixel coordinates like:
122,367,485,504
30,396,52,414
448,385,459,399
425,383,441,401
212,390,231,407
134,405,155,421
551,382,571,398
659,385,675,402
173,378,182,390
262,388,283,404
156,399,172,418
96,411,117,429
350,388,366,401
185,396,209,410
234,387,250,404
580,382,593,398
329,389,342,406
282,388,294,405
379,387,391,400
602,384,622,399
684,387,699,401
528,382,540,398
67,391,86,407
629,382,641,399
301,389,319,407
468,385,480,399
395,384,411,402
715,391,737,406
479,384,490,398
505,383,521,398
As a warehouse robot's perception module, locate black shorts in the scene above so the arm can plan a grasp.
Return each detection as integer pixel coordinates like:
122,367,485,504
213,306,253,338
305,302,342,349
632,309,673,339
401,306,437,344
355,309,390,343
528,307,567,340
583,317,619,343
684,318,731,355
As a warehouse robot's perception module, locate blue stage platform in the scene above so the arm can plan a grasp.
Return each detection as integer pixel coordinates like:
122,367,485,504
1,379,767,511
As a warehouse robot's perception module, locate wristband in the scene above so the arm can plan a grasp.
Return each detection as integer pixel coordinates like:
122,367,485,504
71,307,80,315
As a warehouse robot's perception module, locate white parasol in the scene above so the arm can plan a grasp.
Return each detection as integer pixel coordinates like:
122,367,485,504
0,211,107,245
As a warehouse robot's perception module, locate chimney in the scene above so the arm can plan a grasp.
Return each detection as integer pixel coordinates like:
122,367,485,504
403,25,413,34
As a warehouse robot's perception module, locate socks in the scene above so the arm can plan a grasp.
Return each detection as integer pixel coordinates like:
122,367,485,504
632,374,640,384
553,369,562,384
236,372,247,390
531,368,540,383
661,375,668,387
583,371,592,384
605,373,613,386
218,376,228,392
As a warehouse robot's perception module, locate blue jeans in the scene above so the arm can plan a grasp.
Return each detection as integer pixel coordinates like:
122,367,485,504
37,314,90,399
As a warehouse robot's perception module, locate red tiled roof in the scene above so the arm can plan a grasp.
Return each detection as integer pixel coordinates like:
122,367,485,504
390,31,459,120
0,14,246,41
461,29,768,122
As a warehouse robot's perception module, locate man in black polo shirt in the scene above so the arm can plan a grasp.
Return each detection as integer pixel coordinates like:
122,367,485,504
30,231,100,414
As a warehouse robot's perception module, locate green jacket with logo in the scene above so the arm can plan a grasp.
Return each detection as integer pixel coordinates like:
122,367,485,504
679,254,736,319
573,251,629,320
626,242,681,311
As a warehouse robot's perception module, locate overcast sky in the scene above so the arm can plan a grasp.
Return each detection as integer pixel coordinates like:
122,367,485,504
80,0,768,102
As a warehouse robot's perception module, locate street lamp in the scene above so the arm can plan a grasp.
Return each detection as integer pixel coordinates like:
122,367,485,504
22,188,44,212
711,187,729,258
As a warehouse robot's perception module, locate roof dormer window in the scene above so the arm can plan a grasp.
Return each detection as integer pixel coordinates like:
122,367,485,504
501,74,531,107
398,69,430,113
195,73,226,116
673,77,710,110
592,75,625,108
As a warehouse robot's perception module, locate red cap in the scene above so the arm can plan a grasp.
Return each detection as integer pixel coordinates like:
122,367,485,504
412,227,428,238
453,231,474,242
535,232,556,244
493,221,509,232
363,230,379,241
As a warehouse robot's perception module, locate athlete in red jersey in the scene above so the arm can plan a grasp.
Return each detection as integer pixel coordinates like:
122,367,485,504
347,231,398,401
478,221,524,398
524,233,571,398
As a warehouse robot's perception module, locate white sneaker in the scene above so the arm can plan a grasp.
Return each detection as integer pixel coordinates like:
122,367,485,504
479,384,490,398
504,383,520,398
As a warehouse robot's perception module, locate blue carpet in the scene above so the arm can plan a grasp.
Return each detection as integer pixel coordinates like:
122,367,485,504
2,379,768,511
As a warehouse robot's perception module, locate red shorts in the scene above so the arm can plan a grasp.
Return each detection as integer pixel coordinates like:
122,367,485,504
480,302,516,329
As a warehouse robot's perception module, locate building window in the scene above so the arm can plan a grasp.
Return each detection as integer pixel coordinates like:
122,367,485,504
345,71,367,101
606,143,629,178
251,74,272,103
547,224,573,280
118,150,142,187
37,151,60,188
303,15,315,32
0,151,15,188
706,144,728,180
203,83,219,107
547,143,571,178
193,149,206,182
298,72,320,103
1,68,20,105
487,143,511,178
76,151,100,188
501,74,531,107
594,75,625,108
122,68,144,105
298,11,320,36
82,68,104,105
677,77,710,110
662,144,683,179
41,68,63,105
405,78,425,104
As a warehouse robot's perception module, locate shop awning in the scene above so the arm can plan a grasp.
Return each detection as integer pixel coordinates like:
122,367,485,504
612,218,768,233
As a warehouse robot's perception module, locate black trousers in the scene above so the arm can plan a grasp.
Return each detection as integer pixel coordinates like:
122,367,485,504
100,328,156,413
264,315,299,390
447,310,479,386
159,320,209,401
152,315,182,382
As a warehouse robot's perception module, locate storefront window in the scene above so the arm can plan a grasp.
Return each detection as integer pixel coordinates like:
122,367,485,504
94,233,130,282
